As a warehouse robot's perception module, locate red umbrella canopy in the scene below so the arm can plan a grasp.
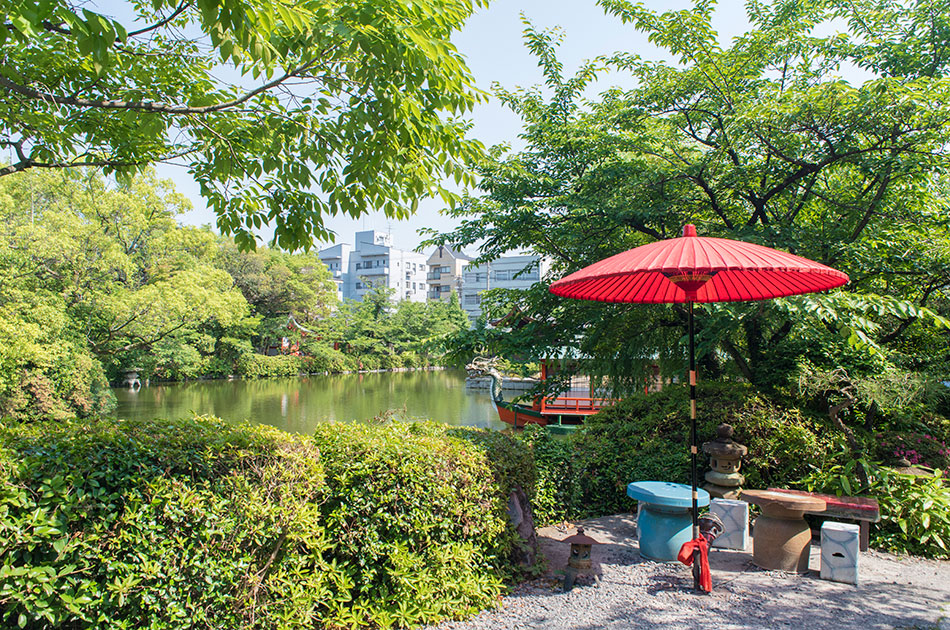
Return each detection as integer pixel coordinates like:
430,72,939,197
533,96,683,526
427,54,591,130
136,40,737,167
550,225,849,303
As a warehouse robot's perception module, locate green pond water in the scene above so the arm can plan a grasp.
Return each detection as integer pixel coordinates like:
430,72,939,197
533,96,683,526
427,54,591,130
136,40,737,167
112,369,508,434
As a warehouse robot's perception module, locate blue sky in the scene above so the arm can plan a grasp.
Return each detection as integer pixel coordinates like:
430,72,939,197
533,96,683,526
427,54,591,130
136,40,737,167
167,1,754,251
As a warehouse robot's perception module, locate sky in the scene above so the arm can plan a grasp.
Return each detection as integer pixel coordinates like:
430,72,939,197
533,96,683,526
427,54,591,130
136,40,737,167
163,1,754,252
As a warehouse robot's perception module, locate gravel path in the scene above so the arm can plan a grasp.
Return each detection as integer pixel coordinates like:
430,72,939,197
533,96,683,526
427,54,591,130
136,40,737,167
430,514,950,630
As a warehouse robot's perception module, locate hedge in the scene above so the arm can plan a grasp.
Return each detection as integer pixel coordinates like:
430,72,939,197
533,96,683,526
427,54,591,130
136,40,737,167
236,353,306,379
0,416,531,629
310,423,532,627
0,416,326,629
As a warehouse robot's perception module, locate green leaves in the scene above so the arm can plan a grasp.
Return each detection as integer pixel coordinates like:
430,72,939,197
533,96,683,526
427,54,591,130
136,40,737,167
804,460,950,558
429,0,950,394
2,0,486,250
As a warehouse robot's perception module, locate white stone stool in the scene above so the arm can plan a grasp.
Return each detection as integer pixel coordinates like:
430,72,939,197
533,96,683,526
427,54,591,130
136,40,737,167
709,498,749,550
821,521,860,585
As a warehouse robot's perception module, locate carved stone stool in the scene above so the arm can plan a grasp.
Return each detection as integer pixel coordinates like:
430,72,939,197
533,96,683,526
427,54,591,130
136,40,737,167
709,498,749,550
820,522,860,585
743,489,826,573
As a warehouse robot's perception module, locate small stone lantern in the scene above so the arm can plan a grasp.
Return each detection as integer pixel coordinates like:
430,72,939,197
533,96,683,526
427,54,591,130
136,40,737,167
561,527,601,591
702,423,747,499
121,368,142,390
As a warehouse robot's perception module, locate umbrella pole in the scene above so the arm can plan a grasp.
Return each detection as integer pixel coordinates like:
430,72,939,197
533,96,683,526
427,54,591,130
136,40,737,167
689,300,701,591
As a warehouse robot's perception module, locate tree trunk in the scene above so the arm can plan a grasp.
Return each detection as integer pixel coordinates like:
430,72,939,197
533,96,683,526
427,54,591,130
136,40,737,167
828,399,870,489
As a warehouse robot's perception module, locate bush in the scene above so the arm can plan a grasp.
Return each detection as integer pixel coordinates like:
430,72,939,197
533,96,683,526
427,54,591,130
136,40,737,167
560,382,829,517
1,417,533,629
513,424,581,526
802,457,950,558
304,344,349,373
311,422,523,627
401,351,421,369
237,353,305,378
0,416,328,629
873,430,950,475
0,316,114,421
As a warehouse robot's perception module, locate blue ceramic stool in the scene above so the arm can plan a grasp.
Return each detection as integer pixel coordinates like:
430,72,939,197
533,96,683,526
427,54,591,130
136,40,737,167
627,481,710,562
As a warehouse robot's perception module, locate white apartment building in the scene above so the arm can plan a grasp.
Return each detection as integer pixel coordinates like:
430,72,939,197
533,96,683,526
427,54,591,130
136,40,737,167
459,255,550,320
318,230,428,303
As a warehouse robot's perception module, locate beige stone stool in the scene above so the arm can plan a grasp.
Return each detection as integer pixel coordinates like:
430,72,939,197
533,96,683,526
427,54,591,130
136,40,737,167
743,489,826,573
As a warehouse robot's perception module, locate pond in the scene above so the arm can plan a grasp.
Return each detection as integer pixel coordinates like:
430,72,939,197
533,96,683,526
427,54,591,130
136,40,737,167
112,369,508,434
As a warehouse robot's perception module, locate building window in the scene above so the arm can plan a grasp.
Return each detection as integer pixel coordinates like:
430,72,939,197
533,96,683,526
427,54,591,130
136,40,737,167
465,272,487,283
355,282,362,289
440,285,450,292
464,293,481,305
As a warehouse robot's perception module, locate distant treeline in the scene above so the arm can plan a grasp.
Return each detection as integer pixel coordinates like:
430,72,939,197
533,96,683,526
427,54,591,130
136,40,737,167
0,170,470,421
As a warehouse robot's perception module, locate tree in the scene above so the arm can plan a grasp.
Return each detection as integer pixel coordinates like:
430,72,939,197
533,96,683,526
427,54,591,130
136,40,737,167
1,0,486,250
0,169,250,383
426,1,950,394
215,238,336,352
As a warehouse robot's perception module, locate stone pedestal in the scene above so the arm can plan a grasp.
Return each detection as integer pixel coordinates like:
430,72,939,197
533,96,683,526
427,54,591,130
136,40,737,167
744,489,826,573
710,498,749,550
702,424,747,499
821,522,860,585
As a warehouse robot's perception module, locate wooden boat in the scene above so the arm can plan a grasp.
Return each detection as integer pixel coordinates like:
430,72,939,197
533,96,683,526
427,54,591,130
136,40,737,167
467,358,618,432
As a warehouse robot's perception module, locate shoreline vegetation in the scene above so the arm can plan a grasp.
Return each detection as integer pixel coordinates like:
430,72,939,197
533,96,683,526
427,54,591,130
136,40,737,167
0,170,471,422
120,365,450,387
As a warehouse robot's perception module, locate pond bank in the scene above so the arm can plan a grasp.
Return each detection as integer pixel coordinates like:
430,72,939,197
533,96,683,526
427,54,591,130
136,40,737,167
429,513,950,630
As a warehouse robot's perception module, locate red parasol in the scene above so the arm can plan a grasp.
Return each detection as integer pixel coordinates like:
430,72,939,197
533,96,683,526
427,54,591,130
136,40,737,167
549,224,849,591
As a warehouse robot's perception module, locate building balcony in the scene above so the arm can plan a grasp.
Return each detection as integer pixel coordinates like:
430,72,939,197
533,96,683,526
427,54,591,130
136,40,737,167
356,266,388,275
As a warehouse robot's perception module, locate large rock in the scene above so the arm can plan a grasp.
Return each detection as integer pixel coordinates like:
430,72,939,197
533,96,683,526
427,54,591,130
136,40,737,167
507,486,538,569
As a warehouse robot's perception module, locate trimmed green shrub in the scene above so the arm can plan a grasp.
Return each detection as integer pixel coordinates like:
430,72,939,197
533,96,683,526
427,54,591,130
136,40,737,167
304,344,349,373
0,416,328,629
237,353,305,378
732,395,830,489
311,422,514,627
1,417,533,629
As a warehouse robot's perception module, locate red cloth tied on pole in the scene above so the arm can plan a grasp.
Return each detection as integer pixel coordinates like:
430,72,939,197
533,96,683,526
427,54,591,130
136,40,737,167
678,537,711,593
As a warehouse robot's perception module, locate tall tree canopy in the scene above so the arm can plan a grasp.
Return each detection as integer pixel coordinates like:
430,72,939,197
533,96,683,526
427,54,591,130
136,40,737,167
428,0,950,394
1,0,486,250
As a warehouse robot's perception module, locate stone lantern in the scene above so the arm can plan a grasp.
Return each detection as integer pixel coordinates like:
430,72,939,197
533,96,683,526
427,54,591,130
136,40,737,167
561,527,601,591
702,423,747,499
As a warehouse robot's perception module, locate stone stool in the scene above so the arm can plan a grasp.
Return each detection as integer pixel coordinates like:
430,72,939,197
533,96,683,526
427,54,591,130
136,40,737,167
627,481,710,562
709,498,749,550
820,522,860,585
743,489,826,573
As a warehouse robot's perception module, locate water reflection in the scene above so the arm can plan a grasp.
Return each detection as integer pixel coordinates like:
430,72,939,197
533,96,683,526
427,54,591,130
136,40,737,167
112,369,508,434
